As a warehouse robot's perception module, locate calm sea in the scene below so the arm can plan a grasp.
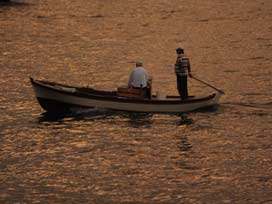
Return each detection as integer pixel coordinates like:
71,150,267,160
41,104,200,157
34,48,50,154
0,0,271,203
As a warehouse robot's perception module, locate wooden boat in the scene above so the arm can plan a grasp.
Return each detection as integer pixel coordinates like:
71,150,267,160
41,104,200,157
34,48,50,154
30,77,222,113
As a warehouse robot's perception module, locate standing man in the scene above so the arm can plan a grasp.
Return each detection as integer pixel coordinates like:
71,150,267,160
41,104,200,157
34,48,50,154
175,48,192,99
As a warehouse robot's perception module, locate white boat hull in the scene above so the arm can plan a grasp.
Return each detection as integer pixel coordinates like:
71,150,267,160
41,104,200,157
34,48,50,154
31,78,222,113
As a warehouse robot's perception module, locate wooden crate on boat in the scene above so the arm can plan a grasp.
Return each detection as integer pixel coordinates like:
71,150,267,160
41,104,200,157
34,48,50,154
117,87,146,99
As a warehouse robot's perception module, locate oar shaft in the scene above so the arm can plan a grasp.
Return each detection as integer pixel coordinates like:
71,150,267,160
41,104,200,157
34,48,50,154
192,76,225,94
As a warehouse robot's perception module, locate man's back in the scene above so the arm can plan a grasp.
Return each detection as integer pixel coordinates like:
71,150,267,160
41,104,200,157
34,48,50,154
128,67,148,88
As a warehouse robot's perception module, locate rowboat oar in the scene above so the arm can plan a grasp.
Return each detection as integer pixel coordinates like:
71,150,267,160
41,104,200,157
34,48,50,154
191,76,225,94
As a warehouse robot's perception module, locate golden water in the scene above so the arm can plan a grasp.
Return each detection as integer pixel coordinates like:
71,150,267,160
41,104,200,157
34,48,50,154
0,0,272,203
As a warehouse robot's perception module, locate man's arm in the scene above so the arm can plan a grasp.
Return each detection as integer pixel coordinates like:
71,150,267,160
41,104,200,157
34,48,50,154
188,59,192,77
128,71,134,87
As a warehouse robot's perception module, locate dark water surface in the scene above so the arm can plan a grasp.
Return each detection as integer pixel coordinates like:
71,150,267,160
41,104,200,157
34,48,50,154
1,0,272,203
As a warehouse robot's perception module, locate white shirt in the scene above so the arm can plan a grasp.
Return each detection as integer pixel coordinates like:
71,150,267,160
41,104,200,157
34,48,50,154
128,66,149,88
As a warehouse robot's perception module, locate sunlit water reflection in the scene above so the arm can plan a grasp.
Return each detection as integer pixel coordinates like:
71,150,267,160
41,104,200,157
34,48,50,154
1,0,272,203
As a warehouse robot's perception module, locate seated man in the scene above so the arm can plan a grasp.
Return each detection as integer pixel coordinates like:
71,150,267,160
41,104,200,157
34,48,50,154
127,61,151,98
128,61,148,88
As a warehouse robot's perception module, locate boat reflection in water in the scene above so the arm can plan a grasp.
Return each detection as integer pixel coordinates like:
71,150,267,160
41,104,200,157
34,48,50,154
37,107,110,123
125,112,153,128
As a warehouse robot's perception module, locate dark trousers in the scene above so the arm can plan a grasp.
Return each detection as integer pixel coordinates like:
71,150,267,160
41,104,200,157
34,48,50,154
176,75,188,99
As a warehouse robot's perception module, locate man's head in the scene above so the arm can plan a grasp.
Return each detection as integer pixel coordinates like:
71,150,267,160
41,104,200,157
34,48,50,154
176,48,184,54
136,61,143,67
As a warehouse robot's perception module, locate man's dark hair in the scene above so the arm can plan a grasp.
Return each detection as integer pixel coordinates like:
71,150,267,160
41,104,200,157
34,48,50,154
176,48,184,54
